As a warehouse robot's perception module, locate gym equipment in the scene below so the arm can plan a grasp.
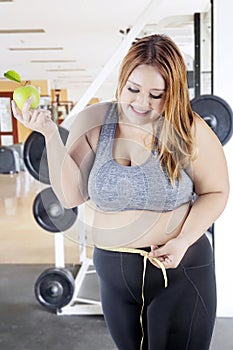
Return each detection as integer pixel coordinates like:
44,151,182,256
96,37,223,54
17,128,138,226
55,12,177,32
23,127,102,314
8,143,26,171
0,146,20,174
32,186,78,233
34,267,75,311
33,202,102,315
53,204,102,316
191,94,233,145
23,126,68,184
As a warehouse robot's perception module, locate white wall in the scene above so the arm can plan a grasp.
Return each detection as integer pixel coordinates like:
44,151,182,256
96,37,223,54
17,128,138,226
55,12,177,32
67,81,117,104
213,0,233,317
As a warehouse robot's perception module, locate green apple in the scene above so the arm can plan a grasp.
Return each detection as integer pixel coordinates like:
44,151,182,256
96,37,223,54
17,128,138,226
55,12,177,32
13,85,40,110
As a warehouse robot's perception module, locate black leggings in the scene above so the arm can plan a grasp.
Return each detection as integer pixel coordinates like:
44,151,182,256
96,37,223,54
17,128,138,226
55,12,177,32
93,234,216,350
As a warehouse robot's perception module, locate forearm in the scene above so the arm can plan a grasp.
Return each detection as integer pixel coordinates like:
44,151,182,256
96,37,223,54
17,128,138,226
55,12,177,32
44,127,85,208
179,191,229,247
11,99,91,207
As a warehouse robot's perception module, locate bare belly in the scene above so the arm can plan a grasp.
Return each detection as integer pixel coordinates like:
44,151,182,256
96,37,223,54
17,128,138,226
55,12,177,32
85,201,191,248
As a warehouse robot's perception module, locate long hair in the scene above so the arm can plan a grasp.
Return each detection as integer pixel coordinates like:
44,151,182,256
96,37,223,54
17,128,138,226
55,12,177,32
116,34,197,184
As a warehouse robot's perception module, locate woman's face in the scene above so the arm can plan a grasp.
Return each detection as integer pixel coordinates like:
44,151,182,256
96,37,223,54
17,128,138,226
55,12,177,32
119,64,166,125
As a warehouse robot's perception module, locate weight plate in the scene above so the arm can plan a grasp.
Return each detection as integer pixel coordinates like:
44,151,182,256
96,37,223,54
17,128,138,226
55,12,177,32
23,126,69,184
34,267,75,311
33,186,78,232
191,94,233,145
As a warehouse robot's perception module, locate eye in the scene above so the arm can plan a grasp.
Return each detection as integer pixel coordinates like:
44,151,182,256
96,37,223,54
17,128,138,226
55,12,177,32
149,93,163,100
127,87,140,93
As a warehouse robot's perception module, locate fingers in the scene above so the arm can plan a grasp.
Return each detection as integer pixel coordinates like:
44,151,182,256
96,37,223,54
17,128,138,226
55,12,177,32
21,96,34,116
149,246,164,258
150,244,159,250
148,254,174,269
11,100,24,123
149,238,186,269
26,109,51,125
149,253,172,264
30,110,46,123
163,256,173,264
12,97,34,123
12,97,52,128
149,244,174,268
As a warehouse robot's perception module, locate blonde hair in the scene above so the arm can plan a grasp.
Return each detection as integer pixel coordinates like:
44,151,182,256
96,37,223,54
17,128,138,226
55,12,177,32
116,34,197,184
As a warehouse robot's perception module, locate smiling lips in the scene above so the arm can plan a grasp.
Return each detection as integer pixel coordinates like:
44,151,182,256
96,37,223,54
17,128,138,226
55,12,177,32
130,105,151,116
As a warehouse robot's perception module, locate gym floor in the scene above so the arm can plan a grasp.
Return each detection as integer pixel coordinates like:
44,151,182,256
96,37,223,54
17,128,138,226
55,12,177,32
0,171,232,349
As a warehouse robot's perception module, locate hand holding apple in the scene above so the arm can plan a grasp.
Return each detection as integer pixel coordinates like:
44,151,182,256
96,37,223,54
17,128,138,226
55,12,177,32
13,85,40,110
4,69,40,110
11,97,57,139
5,69,57,138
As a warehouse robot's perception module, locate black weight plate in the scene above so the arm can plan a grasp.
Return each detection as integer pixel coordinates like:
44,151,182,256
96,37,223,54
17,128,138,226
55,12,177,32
23,126,69,184
35,267,75,311
33,187,78,232
191,94,233,145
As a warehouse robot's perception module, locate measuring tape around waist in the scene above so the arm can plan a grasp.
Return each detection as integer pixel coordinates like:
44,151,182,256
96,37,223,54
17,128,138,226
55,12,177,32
96,245,168,287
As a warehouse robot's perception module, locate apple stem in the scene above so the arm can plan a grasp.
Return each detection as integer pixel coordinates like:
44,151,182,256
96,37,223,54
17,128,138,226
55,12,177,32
24,80,30,86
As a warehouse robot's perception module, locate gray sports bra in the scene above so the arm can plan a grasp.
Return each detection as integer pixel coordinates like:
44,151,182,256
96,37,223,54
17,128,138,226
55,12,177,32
88,103,194,212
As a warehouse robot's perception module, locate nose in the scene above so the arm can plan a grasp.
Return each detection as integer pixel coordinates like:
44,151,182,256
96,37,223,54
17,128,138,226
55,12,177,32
135,92,150,109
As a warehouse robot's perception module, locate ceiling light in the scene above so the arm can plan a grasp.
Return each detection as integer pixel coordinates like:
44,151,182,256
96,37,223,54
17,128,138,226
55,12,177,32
0,29,45,34
46,68,86,72
31,60,76,63
9,47,63,51
57,76,92,79
72,80,92,83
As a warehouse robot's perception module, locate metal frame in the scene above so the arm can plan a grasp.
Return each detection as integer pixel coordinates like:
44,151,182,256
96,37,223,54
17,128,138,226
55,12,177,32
194,12,201,97
54,205,103,316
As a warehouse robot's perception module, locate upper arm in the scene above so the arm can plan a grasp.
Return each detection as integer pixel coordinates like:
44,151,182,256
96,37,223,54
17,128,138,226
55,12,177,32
56,102,111,206
191,115,230,197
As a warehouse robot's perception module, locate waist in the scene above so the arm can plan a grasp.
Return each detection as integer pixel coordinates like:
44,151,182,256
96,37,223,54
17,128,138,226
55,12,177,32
95,244,168,288
89,202,191,248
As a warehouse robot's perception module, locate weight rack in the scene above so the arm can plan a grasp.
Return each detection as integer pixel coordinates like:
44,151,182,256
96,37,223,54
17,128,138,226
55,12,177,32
54,204,103,316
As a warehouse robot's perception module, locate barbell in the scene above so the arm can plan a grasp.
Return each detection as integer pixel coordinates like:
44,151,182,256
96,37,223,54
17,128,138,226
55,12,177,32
191,94,233,145
23,126,68,185
34,267,75,311
33,187,78,233
23,125,78,233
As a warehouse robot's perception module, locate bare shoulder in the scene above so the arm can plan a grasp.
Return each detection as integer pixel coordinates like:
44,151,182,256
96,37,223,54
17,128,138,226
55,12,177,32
81,100,112,119
71,101,112,134
193,113,222,147
66,101,113,148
